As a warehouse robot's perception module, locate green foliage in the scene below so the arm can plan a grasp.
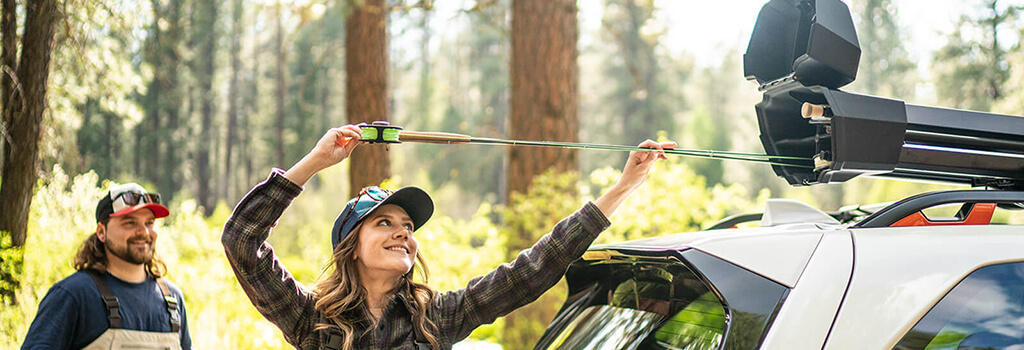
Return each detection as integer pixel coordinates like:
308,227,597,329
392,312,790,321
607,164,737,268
501,170,581,252
582,0,687,176
589,159,766,243
849,0,917,98
932,1,1020,111
497,169,580,349
49,0,148,177
0,232,24,304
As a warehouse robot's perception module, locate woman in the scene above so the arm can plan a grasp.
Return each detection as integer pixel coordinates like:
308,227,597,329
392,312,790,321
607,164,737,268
222,124,675,349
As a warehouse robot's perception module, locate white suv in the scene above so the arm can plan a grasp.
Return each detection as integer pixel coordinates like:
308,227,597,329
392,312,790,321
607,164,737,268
534,194,1024,349
535,0,1024,348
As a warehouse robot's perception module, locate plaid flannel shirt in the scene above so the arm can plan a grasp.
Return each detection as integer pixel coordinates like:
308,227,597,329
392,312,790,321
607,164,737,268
222,170,611,350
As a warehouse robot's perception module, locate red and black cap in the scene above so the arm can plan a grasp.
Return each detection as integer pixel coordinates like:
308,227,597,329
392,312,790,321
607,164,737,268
95,183,170,223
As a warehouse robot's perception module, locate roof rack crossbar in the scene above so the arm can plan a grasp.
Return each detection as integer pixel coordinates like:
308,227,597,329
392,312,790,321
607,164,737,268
854,190,1024,228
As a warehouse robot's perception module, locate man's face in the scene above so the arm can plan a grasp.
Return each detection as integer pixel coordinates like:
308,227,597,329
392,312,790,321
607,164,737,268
99,209,158,265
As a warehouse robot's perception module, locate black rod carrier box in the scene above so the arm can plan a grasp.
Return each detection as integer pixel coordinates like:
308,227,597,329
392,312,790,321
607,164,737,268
744,0,1024,190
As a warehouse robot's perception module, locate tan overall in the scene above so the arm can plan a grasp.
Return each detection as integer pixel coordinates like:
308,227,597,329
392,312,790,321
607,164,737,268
82,270,182,350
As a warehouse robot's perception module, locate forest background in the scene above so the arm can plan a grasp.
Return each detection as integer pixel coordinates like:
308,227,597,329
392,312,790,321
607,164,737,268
1,0,1023,348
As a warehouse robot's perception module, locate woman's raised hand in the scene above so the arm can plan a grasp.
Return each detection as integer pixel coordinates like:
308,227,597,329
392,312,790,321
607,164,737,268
617,139,676,192
594,139,676,216
284,125,364,186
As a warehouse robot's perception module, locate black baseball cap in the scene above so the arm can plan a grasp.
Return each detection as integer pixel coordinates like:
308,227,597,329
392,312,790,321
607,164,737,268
330,186,433,248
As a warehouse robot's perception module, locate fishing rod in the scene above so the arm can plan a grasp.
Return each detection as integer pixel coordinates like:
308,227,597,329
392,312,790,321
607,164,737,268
352,121,814,168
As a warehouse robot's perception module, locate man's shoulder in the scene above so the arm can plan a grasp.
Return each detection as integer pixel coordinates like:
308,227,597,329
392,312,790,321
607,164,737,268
52,270,101,294
157,276,185,297
39,270,102,308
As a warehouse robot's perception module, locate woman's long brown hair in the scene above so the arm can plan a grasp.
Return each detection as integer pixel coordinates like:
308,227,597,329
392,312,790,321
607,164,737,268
73,220,167,278
313,222,440,349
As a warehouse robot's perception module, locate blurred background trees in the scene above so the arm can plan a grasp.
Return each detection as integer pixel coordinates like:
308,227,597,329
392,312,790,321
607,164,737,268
1,0,1023,347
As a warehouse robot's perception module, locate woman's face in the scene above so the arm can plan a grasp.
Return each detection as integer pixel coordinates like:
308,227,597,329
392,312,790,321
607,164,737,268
354,204,419,280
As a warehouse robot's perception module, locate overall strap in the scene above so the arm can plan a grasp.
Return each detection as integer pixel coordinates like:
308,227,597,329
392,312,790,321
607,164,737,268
322,329,344,350
412,324,431,350
155,278,182,333
402,296,432,350
85,270,122,329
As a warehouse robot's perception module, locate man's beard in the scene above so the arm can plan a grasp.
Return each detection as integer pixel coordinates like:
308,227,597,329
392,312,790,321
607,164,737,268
106,236,154,265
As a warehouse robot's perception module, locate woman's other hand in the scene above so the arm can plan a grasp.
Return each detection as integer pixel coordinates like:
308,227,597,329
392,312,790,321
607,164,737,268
594,139,676,216
617,139,676,192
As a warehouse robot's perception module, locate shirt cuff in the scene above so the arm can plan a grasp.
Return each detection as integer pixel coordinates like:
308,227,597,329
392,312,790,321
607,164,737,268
580,201,612,234
266,168,304,199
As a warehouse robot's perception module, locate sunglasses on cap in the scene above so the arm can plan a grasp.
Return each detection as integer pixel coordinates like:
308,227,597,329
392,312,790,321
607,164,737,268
335,186,394,226
111,191,162,213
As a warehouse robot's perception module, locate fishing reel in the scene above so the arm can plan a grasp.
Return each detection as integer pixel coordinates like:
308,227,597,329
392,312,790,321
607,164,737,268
359,121,403,144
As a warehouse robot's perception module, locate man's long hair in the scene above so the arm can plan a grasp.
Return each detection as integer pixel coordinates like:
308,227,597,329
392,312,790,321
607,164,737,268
313,222,440,349
73,219,166,278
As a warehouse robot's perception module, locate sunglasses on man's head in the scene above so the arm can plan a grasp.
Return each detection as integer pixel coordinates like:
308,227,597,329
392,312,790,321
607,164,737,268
111,191,161,212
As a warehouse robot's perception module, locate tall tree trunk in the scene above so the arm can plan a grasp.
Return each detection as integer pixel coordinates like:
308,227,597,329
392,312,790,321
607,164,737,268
505,0,578,347
345,0,390,198
0,0,17,304
224,0,241,202
274,2,286,167
0,0,17,171
195,0,218,215
0,0,61,305
0,0,60,246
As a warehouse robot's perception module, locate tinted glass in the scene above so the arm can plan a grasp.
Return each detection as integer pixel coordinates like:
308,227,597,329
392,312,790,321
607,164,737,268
894,262,1024,350
538,250,788,350
543,261,725,350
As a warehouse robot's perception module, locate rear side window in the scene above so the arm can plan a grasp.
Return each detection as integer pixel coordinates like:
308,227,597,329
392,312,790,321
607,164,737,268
544,273,725,350
894,262,1024,350
537,250,787,350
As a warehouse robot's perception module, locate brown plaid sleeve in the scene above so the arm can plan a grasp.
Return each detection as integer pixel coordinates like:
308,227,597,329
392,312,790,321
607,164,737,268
432,202,611,343
221,169,319,348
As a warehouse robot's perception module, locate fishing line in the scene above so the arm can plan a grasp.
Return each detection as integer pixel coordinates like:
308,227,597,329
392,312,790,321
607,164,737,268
356,122,814,168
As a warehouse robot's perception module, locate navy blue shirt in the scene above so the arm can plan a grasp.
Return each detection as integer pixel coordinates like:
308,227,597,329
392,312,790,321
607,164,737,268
21,270,191,349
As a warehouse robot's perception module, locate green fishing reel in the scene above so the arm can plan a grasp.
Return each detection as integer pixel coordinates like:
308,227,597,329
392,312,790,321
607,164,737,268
359,121,403,144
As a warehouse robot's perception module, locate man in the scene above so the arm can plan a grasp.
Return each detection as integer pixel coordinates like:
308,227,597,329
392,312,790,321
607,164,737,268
22,183,191,349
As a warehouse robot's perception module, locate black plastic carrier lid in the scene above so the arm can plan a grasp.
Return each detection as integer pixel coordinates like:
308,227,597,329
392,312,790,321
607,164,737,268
744,0,1024,190
744,0,860,89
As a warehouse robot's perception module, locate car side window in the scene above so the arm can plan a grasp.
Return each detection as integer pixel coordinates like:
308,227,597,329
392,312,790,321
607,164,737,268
894,262,1024,350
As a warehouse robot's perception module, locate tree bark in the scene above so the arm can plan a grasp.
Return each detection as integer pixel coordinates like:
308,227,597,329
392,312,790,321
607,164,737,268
1,0,17,171
508,0,578,196
505,0,579,347
345,0,391,198
0,0,60,247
